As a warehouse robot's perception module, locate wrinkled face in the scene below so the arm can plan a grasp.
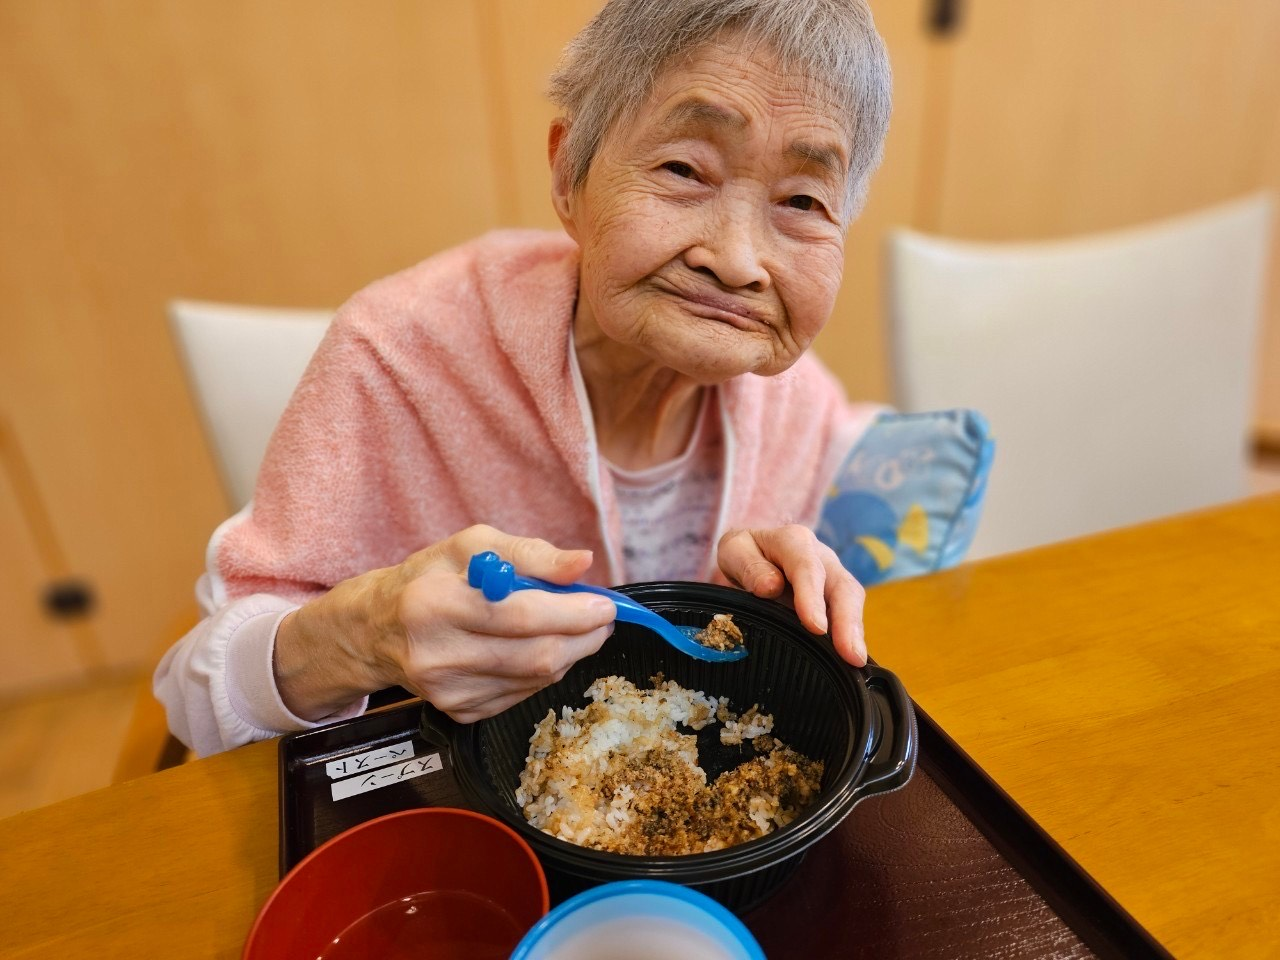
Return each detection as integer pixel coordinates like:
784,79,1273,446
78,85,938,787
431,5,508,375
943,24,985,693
553,38,851,382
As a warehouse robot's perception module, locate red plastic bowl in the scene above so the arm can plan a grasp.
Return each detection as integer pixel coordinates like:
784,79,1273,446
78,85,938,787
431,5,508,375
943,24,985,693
243,807,549,960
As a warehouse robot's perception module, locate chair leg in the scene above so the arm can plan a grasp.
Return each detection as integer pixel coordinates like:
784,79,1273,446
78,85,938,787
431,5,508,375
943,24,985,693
112,609,198,783
156,733,190,772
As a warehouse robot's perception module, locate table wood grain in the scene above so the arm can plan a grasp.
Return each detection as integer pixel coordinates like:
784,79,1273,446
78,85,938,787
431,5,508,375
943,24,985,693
865,494,1280,959
1,495,1276,958
0,738,278,959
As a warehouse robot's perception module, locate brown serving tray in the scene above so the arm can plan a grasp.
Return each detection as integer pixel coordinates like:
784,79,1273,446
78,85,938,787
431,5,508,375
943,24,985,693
277,699,1171,960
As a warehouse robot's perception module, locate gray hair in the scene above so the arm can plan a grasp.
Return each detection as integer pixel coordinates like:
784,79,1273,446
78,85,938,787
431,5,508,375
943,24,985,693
548,0,892,223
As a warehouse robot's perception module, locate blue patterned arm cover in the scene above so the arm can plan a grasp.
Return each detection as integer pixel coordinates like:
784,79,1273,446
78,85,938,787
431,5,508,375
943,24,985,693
816,409,995,586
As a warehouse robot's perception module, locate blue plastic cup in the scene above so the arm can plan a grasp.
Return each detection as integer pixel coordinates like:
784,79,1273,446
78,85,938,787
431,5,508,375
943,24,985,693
510,880,765,960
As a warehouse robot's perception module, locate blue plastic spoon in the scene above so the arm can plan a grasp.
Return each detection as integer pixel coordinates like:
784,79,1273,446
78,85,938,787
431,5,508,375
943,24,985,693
466,551,748,663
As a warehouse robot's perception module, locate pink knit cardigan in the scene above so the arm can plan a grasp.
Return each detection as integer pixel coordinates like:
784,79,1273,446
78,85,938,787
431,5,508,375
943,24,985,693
212,229,879,604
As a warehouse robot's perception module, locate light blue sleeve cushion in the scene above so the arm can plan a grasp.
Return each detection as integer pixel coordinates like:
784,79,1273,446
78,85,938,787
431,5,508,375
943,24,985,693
816,409,994,586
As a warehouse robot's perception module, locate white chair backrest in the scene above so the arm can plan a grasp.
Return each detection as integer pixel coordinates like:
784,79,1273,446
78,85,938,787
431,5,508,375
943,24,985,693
169,300,332,510
887,193,1272,558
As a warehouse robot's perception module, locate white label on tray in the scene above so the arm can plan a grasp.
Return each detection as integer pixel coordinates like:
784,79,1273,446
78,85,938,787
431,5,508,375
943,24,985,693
325,740,415,780
330,753,444,801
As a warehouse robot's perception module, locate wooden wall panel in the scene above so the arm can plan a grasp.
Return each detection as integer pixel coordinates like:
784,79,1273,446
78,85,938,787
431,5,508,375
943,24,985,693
0,1,504,673
821,4,932,402
483,0,603,230
921,0,1280,424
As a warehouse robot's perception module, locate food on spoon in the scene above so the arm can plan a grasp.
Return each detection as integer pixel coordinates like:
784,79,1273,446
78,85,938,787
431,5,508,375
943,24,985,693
515,676,822,856
694,613,744,651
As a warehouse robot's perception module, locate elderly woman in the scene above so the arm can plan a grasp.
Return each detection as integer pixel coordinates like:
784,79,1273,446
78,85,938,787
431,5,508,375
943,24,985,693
156,0,892,755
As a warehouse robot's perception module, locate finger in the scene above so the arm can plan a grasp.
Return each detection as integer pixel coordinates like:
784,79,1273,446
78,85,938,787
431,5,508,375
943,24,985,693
453,525,594,585
447,685,550,724
554,620,614,666
454,624,614,680
407,669,546,722
467,587,617,638
768,526,830,635
402,566,616,638
508,538,595,584
730,526,828,633
822,550,867,666
424,625,613,723
717,529,785,596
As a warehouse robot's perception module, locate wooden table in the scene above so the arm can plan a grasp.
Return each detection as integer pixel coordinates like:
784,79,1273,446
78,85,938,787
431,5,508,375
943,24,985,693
2,496,1277,959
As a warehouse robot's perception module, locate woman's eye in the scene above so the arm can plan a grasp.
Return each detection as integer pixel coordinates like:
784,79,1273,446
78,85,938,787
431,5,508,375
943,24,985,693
787,195,819,211
662,161,697,179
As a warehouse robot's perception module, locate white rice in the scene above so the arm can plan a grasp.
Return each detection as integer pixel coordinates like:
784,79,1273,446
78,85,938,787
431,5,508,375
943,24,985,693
515,675,818,855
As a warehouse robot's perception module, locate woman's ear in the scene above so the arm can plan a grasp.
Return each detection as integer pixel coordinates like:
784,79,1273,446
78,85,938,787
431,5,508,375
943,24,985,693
548,118,576,237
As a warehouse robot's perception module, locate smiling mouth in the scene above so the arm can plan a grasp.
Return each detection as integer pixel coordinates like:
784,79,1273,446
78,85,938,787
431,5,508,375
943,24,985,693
657,284,770,331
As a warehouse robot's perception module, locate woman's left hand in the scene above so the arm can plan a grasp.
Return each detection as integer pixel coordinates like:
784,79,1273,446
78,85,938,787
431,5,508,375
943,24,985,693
717,525,867,667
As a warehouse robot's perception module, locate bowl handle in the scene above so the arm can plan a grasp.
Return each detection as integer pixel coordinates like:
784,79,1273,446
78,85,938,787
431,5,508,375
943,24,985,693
855,664,919,797
418,701,460,749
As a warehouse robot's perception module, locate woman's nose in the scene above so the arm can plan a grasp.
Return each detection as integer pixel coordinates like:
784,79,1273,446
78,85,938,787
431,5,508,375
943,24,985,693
683,198,771,291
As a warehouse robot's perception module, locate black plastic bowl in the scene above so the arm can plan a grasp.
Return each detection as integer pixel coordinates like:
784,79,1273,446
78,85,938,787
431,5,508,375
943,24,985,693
419,582,917,914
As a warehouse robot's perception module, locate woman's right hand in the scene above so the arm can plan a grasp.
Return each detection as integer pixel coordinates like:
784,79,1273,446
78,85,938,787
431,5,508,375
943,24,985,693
273,525,616,723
